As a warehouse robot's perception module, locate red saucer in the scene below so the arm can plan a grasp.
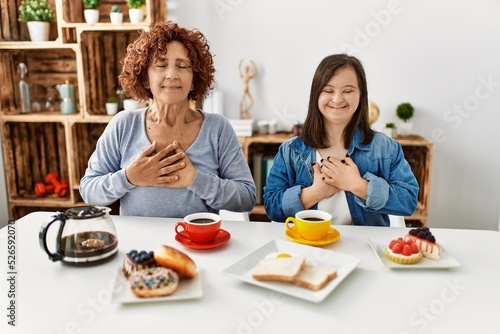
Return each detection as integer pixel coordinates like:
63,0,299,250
175,229,231,250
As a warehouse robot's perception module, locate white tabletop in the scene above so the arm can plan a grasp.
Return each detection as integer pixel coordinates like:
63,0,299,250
1,211,499,334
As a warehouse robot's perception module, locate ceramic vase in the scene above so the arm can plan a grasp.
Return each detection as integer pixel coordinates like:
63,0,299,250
128,8,144,23
106,103,118,115
27,21,50,42
123,99,141,111
110,12,123,24
398,122,413,136
383,127,397,138
84,9,100,24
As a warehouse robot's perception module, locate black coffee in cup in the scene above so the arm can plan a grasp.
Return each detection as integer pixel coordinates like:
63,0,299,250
303,217,324,222
190,218,216,224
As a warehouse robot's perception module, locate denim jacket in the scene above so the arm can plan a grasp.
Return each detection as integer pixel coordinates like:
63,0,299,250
263,130,419,226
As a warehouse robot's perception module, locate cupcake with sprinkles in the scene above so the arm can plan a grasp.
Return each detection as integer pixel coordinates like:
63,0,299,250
129,267,179,298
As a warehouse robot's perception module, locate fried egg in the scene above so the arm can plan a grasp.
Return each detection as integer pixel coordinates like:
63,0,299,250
265,252,303,260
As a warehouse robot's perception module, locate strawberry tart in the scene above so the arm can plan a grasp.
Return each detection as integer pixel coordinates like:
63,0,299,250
385,237,422,264
405,227,440,260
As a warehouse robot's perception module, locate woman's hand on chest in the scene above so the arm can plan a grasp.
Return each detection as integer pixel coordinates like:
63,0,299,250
125,140,196,188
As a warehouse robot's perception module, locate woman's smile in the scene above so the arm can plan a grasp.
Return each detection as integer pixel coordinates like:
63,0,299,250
162,84,182,90
326,104,348,110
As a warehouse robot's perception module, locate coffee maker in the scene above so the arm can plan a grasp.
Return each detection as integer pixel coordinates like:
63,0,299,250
39,206,118,265
56,81,76,114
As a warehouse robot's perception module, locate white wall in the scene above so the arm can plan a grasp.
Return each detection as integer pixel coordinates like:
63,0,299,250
172,0,500,230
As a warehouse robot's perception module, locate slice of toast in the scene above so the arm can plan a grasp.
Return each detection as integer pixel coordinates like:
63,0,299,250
252,257,305,282
293,262,337,290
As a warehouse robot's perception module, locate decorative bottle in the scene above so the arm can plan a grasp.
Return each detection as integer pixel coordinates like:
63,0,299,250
18,63,31,114
116,86,124,112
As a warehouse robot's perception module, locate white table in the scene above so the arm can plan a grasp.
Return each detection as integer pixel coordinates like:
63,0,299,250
1,212,499,334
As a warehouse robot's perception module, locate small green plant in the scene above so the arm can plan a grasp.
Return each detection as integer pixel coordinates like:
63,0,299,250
111,5,121,13
82,0,102,10
396,103,414,123
107,97,117,103
18,0,55,22
126,0,145,9
385,122,396,129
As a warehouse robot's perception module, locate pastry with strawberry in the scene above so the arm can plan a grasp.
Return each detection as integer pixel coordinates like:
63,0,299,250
385,237,422,264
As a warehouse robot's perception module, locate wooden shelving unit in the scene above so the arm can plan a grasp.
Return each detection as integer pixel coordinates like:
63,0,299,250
393,135,433,227
238,132,295,221
0,0,167,220
239,133,433,226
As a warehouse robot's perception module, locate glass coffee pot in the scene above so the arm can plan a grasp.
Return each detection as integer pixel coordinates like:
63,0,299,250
39,206,118,266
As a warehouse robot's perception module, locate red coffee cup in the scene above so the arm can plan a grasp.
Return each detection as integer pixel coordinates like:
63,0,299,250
175,213,221,244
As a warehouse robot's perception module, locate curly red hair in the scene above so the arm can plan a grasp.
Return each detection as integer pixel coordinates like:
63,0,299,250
119,21,215,102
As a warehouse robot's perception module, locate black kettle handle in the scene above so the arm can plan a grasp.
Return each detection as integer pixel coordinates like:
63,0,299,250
39,213,66,262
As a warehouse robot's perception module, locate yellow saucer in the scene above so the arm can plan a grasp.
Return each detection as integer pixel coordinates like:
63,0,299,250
285,226,340,246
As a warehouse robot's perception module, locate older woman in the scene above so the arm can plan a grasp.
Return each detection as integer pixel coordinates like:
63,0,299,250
264,54,418,225
80,22,256,217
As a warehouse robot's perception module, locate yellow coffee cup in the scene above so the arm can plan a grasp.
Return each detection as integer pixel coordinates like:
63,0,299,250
285,210,332,241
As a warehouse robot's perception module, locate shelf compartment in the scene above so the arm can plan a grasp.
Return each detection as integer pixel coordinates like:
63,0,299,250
397,139,433,218
0,47,78,115
69,122,107,186
57,0,159,25
80,30,139,116
0,0,59,42
249,205,271,222
239,132,294,161
55,0,167,43
58,0,125,25
403,219,425,228
249,143,280,206
1,121,69,203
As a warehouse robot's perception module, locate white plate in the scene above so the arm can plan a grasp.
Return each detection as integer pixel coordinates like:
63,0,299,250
221,239,361,303
368,238,461,269
111,266,203,304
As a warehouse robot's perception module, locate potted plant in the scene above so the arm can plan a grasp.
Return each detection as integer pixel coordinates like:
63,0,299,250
127,0,145,23
18,0,55,42
83,0,101,24
109,5,123,24
396,102,414,136
105,97,118,115
123,98,141,110
383,122,397,138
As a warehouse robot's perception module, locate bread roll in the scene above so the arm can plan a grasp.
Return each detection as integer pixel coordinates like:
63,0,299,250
154,245,197,278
